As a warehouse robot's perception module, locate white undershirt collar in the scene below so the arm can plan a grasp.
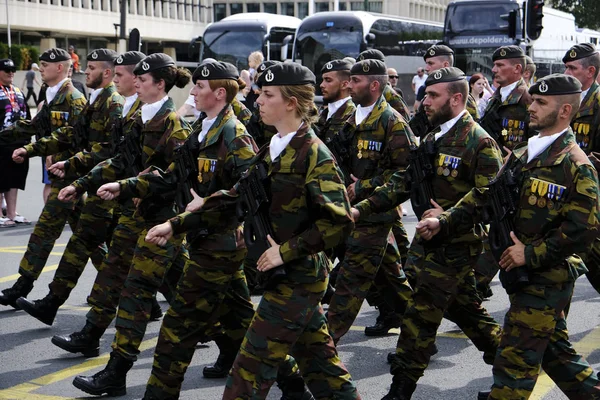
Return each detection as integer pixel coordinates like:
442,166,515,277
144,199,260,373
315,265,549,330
141,95,168,123
435,110,467,141
500,80,519,103
526,128,568,163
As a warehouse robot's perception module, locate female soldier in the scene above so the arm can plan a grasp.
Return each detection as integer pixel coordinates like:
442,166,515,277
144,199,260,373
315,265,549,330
59,53,191,397
146,62,361,400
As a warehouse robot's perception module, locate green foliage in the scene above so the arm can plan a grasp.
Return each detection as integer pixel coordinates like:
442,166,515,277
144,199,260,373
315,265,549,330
0,45,41,69
550,0,600,30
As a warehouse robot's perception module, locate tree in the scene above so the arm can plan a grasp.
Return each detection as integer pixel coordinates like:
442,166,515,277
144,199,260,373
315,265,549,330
550,0,600,30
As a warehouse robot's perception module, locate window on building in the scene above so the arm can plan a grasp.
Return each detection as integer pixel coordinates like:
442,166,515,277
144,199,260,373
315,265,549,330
230,3,242,14
339,2,347,10
350,1,363,10
350,1,382,12
298,2,308,18
213,3,226,21
263,2,276,13
281,2,294,16
247,2,259,12
316,2,328,12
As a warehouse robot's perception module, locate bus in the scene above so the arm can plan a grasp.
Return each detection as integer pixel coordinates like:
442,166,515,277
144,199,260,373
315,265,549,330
190,13,301,70
292,11,443,95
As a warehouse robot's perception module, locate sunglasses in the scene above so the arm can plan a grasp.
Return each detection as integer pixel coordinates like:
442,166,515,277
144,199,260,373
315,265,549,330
388,75,399,79
1,68,16,73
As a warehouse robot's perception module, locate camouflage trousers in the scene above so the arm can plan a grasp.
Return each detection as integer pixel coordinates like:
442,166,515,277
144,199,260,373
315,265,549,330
145,247,254,399
47,193,115,300
584,238,600,294
489,280,600,399
328,221,405,343
102,224,187,360
391,243,502,382
223,276,361,400
18,182,105,281
473,224,501,293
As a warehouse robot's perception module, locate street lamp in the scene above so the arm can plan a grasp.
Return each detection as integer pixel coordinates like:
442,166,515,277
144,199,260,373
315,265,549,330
113,23,120,49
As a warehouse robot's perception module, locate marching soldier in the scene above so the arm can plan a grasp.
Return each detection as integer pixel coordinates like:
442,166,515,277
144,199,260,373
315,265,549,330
0,48,88,308
418,73,600,400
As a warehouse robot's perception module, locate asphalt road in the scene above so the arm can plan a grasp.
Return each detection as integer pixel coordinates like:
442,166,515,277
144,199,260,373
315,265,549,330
1,158,599,400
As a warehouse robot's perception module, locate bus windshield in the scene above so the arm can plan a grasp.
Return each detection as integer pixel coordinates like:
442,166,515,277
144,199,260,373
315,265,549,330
445,2,522,37
202,28,265,70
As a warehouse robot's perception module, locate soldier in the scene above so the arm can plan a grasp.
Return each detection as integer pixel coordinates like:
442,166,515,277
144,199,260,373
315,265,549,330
418,73,600,400
357,68,503,399
14,49,124,325
326,59,416,344
0,48,87,308
136,61,258,399
56,53,191,397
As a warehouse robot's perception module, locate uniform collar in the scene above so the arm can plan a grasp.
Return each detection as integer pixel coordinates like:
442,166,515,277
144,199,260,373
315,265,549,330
122,93,138,118
327,97,351,120
500,80,519,103
435,110,467,141
46,77,69,104
141,95,169,123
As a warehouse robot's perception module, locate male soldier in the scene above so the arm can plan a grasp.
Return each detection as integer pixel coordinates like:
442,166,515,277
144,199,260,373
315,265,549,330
563,43,600,294
355,68,503,399
0,48,87,309
325,58,416,344
523,55,536,87
418,73,600,400
13,49,124,325
358,49,411,120
479,45,532,152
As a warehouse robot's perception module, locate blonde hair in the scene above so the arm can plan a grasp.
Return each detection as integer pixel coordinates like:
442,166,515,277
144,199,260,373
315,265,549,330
248,51,264,68
279,84,318,125
208,78,242,103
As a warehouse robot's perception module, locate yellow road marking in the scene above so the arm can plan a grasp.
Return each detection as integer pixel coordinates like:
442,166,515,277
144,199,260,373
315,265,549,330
0,250,65,256
0,244,66,251
0,265,59,284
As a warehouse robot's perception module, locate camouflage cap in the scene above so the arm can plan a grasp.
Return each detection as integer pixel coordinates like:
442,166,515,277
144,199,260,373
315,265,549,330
257,62,315,87
562,43,598,63
529,73,581,96
492,45,525,61
87,48,118,62
39,48,71,63
114,51,146,66
257,60,280,74
358,49,385,62
425,67,466,86
424,44,454,60
350,59,387,76
192,61,239,81
133,53,175,75
321,59,353,73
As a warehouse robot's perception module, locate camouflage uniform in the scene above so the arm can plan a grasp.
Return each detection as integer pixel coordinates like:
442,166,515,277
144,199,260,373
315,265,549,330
180,124,361,399
0,79,90,304
467,93,481,120
326,95,416,343
21,83,124,307
359,112,504,383
383,85,411,121
438,129,600,399
143,104,258,399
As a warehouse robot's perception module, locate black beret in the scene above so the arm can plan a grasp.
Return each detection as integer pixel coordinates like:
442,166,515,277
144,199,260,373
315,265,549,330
192,61,239,81
424,45,454,60
39,48,71,63
358,49,385,62
321,59,353,74
257,62,315,87
492,45,525,61
133,53,175,75
529,73,581,96
115,51,146,66
0,59,15,71
350,59,387,76
87,49,118,62
425,67,466,86
562,43,598,63
257,60,280,75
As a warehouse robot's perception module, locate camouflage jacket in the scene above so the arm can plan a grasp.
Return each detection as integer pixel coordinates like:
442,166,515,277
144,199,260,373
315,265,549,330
0,79,86,164
344,95,417,224
439,129,600,284
133,105,257,251
25,82,124,165
356,112,502,245
467,93,480,120
170,124,354,283
571,81,600,154
117,98,191,222
480,78,532,151
232,97,252,126
314,98,356,143
384,85,411,121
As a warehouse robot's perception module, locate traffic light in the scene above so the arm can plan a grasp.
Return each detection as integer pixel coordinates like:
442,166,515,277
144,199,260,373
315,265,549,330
526,0,544,41
501,10,518,39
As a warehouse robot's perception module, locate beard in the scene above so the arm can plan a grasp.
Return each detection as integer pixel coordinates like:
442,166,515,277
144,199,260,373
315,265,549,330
529,109,559,131
351,90,371,107
323,86,341,103
427,101,454,128
87,73,103,89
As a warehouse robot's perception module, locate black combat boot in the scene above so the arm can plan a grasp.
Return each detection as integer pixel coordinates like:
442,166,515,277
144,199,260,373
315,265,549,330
381,375,417,400
17,292,64,325
72,352,133,396
478,389,491,400
149,296,163,321
51,321,105,357
203,334,239,378
364,306,401,337
387,344,438,364
0,275,34,309
277,370,315,400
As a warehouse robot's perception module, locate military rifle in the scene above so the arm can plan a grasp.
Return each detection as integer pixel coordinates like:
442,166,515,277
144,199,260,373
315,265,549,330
406,141,437,220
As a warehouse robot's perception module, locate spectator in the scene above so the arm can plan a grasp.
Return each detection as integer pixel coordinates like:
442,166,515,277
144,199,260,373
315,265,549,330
68,45,80,73
469,73,489,118
245,51,263,112
22,63,41,107
387,67,401,93
0,58,30,227
411,67,427,96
